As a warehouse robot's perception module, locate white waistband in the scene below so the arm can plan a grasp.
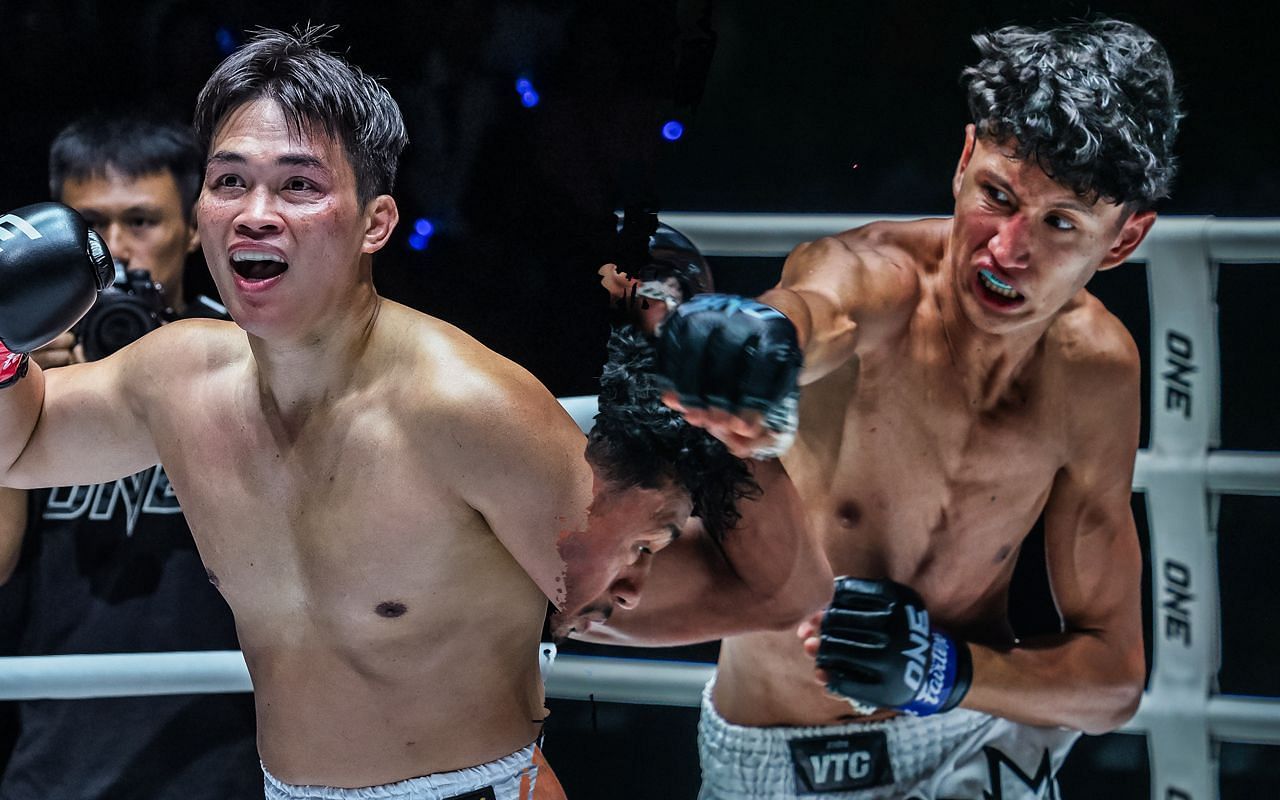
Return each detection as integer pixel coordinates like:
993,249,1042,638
262,744,537,800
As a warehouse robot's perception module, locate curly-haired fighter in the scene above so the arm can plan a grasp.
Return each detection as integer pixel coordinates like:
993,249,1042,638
586,19,1181,798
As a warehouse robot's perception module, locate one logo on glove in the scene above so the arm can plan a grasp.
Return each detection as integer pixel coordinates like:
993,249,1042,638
789,731,893,793
0,212,43,252
903,606,931,692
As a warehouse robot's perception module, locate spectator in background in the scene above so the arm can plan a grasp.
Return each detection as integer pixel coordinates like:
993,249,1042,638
0,115,259,800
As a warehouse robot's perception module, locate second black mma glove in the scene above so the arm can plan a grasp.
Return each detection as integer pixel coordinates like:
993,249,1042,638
0,203,113,386
816,577,973,717
655,293,802,455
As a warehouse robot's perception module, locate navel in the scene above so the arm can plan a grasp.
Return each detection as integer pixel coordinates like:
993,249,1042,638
375,601,408,618
994,545,1012,564
206,568,220,588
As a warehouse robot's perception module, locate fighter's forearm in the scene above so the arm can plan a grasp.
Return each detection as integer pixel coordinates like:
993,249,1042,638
757,287,815,351
962,630,1145,734
0,486,28,585
574,527,820,648
0,363,48,486
757,286,856,386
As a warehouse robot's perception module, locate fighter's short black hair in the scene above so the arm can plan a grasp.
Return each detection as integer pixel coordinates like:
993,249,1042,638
49,116,203,223
193,25,408,205
587,326,759,542
962,18,1182,209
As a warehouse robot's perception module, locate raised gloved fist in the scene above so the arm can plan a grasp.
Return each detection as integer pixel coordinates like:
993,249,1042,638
815,577,972,716
0,203,113,385
655,291,801,417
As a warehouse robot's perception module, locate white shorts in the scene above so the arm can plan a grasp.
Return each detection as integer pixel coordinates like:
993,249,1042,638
262,744,539,800
697,681,1079,799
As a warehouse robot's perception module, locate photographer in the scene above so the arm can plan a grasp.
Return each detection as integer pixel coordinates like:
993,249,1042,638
0,116,259,799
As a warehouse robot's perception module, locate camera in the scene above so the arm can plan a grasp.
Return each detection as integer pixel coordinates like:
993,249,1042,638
76,263,174,361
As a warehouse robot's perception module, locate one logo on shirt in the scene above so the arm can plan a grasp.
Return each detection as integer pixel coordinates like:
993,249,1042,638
43,465,182,537
789,731,893,793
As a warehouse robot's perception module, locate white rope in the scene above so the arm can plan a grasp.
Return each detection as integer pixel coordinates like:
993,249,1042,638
0,651,713,709
660,212,1280,262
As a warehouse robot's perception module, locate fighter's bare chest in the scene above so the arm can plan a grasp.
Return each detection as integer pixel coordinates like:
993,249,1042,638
793,358,1064,594
155,409,473,592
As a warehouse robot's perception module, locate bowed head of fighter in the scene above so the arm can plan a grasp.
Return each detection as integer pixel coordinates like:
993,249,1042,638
552,326,759,640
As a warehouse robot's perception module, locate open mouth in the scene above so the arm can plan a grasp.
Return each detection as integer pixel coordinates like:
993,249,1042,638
976,268,1024,307
231,252,289,281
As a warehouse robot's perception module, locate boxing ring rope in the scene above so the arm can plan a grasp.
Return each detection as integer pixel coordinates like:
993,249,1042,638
1,214,1277,800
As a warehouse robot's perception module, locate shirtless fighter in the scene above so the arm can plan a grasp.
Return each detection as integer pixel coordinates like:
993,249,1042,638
584,19,1183,798
0,27,648,800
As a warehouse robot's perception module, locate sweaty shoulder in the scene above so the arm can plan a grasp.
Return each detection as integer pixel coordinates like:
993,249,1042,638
1046,293,1141,443
378,301,577,445
118,317,247,407
1047,293,1140,378
782,219,939,343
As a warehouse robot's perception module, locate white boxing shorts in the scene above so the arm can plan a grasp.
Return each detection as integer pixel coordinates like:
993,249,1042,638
697,681,1079,799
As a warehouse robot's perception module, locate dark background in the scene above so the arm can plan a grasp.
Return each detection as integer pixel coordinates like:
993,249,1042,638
1,0,1277,797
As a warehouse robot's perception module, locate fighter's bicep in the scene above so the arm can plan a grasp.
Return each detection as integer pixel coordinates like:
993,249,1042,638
453,402,590,603
1042,466,1143,634
9,349,157,488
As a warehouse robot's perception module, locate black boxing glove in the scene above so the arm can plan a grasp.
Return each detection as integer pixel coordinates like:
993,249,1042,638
816,577,972,716
655,291,801,411
0,203,113,386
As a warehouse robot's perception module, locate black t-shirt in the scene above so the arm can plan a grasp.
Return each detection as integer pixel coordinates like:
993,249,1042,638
0,299,260,800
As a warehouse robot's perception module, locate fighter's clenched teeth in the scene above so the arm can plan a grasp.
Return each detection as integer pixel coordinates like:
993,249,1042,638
231,251,289,281
977,268,1023,307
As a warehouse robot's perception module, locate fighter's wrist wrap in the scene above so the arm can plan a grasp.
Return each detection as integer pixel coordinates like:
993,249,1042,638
0,343,29,389
750,390,799,460
898,628,972,716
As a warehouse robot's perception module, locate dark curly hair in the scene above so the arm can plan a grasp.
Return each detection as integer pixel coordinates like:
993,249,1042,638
586,326,759,542
962,19,1182,209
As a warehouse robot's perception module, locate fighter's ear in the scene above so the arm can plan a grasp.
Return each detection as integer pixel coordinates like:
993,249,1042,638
361,195,399,255
952,124,978,199
185,219,201,255
1099,209,1155,271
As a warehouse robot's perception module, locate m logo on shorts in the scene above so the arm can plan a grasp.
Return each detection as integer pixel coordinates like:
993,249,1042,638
981,746,1058,799
789,731,893,793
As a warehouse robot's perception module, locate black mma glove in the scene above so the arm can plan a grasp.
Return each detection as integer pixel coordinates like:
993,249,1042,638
816,576,973,716
0,203,113,386
655,293,802,455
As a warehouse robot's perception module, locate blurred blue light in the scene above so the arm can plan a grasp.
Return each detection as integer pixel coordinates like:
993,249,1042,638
408,232,429,251
515,78,533,95
661,120,685,141
215,26,238,55
413,218,434,237
520,90,540,108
